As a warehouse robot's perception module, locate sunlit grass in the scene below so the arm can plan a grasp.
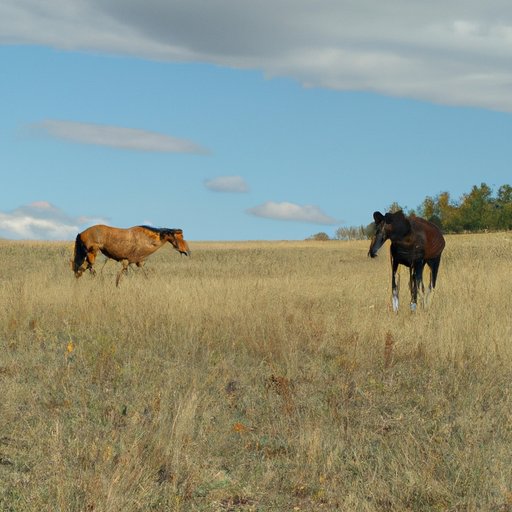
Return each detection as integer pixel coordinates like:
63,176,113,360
1,235,511,511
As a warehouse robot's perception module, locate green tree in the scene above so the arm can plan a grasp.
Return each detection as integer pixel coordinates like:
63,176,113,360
416,183,512,233
418,195,443,227
495,184,512,229
437,191,462,232
458,183,493,231
497,184,512,203
418,191,459,231
419,196,436,220
387,201,406,213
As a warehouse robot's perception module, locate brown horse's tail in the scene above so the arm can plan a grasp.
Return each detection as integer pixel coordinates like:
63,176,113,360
72,233,88,276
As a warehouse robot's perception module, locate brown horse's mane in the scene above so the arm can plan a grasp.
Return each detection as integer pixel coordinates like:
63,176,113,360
138,225,182,239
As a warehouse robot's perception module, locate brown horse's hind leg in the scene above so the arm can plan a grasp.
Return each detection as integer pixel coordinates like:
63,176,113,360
135,261,149,279
116,259,129,287
98,257,109,273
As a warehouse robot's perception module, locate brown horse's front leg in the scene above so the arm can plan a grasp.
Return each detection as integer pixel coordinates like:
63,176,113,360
85,247,99,276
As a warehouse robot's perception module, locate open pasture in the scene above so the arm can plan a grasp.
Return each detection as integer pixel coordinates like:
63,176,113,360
1,234,511,511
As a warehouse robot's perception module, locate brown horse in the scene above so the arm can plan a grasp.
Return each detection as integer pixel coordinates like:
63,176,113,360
72,225,190,286
368,211,445,312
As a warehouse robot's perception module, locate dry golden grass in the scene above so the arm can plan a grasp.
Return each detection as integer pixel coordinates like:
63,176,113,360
0,234,511,511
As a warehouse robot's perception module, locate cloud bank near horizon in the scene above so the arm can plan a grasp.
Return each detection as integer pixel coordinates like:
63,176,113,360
2,1,512,111
0,202,108,240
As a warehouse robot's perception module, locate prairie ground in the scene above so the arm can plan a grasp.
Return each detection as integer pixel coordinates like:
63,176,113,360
0,234,511,511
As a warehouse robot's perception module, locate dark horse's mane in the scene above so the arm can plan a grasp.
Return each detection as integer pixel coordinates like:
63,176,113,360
139,225,181,239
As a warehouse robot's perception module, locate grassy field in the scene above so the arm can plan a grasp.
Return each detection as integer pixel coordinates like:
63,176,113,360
0,234,511,511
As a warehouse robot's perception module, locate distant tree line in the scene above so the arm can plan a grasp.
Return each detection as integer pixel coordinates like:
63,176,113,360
415,183,512,233
307,183,512,241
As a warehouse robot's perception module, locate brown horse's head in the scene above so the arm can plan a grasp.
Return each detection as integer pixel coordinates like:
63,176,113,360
368,210,410,258
164,229,190,256
71,233,88,277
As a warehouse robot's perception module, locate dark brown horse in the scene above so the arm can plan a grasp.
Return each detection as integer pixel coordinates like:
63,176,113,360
72,225,190,286
368,211,445,311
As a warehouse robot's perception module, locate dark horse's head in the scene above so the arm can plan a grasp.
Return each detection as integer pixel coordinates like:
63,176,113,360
368,210,411,258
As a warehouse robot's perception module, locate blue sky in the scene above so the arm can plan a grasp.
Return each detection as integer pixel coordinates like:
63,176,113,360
1,1,512,241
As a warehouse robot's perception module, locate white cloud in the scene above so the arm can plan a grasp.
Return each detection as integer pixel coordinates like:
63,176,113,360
204,176,249,193
247,201,337,225
2,1,512,111
30,119,209,154
0,202,108,240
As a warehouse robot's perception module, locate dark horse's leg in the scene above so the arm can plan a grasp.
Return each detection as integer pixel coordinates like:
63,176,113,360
391,257,400,312
424,255,442,308
428,255,442,290
409,261,424,311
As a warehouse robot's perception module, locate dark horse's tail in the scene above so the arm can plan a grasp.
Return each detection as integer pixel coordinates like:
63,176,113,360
72,233,88,275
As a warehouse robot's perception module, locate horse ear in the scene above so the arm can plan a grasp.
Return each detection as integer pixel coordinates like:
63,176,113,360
373,211,384,223
384,212,394,224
